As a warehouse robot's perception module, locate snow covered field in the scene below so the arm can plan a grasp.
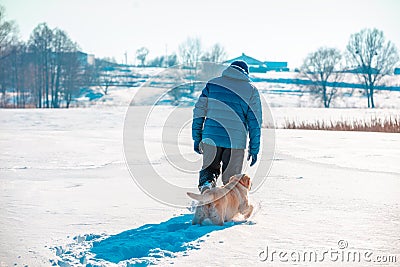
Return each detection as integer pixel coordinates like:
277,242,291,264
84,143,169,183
1,105,400,266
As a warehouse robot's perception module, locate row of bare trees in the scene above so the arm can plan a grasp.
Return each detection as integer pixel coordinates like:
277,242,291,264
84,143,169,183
300,28,399,108
136,46,178,68
28,23,83,108
178,37,227,68
0,5,102,108
135,38,226,68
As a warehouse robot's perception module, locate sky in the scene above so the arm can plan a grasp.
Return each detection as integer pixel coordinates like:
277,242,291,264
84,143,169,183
1,0,400,68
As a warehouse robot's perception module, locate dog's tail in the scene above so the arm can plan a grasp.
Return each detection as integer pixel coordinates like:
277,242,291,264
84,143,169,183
187,192,214,203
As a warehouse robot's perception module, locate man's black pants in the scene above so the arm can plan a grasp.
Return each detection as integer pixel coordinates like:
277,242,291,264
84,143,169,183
199,143,245,186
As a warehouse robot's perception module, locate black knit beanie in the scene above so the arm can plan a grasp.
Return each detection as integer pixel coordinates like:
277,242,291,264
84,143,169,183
230,60,249,74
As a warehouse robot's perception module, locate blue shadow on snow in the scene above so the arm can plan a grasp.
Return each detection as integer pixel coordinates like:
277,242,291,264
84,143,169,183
90,214,235,263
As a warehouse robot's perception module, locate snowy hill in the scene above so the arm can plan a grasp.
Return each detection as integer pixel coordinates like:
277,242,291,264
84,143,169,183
72,67,400,109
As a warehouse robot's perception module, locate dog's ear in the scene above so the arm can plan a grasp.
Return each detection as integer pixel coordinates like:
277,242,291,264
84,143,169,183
228,175,239,184
241,174,251,189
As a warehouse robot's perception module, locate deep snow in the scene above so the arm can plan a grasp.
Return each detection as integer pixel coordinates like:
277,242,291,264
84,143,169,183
1,106,400,266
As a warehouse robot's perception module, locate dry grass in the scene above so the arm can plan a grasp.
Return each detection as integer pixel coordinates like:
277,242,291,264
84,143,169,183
0,103,37,109
283,116,400,133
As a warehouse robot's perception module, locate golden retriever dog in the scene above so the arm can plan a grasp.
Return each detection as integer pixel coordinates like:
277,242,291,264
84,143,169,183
187,174,253,226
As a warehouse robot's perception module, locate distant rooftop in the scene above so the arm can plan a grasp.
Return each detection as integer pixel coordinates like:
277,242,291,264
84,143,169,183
224,53,265,66
264,61,288,68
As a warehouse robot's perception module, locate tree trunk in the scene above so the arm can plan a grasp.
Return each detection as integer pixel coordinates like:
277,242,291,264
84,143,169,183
50,67,55,108
44,53,49,108
66,92,71,108
54,64,61,108
322,85,328,108
370,86,375,108
35,61,42,108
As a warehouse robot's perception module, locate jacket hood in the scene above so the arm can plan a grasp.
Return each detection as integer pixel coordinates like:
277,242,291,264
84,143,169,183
222,66,250,81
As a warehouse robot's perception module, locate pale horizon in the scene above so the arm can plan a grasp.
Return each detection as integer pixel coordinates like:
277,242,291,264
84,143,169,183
2,0,400,68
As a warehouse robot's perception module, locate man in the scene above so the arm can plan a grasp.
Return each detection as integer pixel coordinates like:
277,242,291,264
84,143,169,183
192,60,262,193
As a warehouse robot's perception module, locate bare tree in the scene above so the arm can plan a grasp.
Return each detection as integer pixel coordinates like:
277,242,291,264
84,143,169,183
29,23,54,108
52,29,67,107
51,28,78,108
178,37,202,95
0,5,18,107
201,43,227,63
93,60,115,95
300,47,343,108
148,56,164,67
178,37,202,69
0,5,17,53
62,51,81,108
98,68,114,95
136,47,149,66
81,62,98,88
166,53,177,67
346,28,399,108
9,42,29,108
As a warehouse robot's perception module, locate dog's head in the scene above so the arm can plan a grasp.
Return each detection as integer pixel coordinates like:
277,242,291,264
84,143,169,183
229,174,251,190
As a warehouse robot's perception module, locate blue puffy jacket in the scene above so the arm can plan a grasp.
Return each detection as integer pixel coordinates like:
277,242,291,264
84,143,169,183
192,66,262,155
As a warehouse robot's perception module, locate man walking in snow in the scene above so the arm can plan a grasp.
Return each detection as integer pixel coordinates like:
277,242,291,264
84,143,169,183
192,60,262,193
